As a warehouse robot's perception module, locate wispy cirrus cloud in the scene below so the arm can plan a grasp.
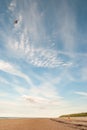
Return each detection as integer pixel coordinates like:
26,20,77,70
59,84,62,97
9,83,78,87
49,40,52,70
8,0,16,12
0,60,33,86
75,91,87,97
22,82,66,107
56,0,77,53
0,0,86,69
10,41,72,68
0,0,73,68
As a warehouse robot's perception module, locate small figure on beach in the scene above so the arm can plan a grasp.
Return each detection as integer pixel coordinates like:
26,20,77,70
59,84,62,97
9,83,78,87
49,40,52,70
68,116,71,121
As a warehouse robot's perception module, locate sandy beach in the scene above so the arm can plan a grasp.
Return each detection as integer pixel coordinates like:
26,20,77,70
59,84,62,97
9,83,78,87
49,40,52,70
0,118,87,130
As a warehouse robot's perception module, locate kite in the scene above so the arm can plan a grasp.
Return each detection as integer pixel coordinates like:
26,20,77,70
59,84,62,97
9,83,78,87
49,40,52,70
14,20,18,24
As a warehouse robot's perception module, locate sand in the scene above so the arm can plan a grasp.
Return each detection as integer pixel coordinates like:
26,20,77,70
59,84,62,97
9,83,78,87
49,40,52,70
0,118,87,130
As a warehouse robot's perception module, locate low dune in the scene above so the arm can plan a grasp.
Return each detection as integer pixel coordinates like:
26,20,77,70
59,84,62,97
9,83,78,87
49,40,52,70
0,118,87,130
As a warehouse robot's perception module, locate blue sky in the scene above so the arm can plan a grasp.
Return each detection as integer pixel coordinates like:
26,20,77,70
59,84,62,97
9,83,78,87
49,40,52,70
0,0,87,117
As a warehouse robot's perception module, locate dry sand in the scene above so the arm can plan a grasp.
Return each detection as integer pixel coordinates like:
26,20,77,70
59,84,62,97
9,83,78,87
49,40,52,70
0,118,87,130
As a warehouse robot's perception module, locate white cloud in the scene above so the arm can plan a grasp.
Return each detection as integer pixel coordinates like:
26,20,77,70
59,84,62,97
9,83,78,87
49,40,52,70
4,0,74,68
9,38,73,68
0,77,68,117
22,95,48,104
22,0,46,43
0,60,33,86
56,0,77,52
75,91,87,97
0,0,75,68
0,0,86,70
8,0,16,11
22,82,65,108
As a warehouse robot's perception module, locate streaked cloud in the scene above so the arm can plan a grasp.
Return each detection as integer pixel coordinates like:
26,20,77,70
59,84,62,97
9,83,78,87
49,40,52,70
22,82,65,108
2,0,74,68
8,0,16,12
0,60,33,86
23,95,47,104
75,91,87,97
54,0,77,53
10,42,72,68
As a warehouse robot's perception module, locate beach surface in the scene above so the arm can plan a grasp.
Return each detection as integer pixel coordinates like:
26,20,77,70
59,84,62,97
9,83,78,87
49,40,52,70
0,118,87,130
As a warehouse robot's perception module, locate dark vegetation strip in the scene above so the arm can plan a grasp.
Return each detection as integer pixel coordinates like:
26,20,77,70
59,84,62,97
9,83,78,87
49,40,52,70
60,112,87,117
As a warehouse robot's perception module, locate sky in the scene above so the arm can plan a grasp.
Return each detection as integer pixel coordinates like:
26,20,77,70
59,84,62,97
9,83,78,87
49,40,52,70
0,0,87,117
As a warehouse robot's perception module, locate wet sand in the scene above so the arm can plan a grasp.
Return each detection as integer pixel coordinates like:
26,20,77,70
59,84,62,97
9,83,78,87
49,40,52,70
0,118,87,130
